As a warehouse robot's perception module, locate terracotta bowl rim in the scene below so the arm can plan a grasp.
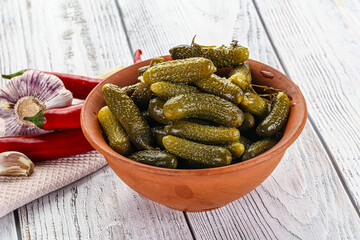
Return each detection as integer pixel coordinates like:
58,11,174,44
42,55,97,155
81,57,307,176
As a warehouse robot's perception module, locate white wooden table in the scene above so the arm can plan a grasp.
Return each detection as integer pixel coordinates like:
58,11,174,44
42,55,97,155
1,0,360,239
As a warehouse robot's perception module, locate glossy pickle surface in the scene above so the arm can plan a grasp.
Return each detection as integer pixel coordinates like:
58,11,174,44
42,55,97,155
102,84,153,150
195,74,244,104
164,120,240,145
143,57,216,85
150,81,200,99
169,42,249,68
256,92,290,137
163,93,244,127
163,135,232,167
129,150,178,169
97,106,131,156
99,41,292,169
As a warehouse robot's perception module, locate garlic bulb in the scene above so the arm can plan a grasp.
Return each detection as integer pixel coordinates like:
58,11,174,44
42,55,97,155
0,70,73,136
0,151,34,177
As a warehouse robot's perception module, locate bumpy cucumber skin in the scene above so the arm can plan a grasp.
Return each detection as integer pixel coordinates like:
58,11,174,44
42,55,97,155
195,74,244,104
163,93,244,127
229,62,252,91
98,106,132,156
131,82,153,110
240,92,270,118
137,57,165,77
224,142,245,159
129,150,178,169
142,57,216,85
151,126,167,149
102,84,153,150
150,81,200,99
148,97,172,125
256,92,290,137
164,120,240,144
163,135,232,167
242,138,277,161
150,57,165,67
121,83,140,96
239,112,255,131
238,135,253,149
169,44,249,68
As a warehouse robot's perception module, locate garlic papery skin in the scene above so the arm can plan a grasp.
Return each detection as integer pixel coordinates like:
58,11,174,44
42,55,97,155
0,70,73,136
0,151,34,177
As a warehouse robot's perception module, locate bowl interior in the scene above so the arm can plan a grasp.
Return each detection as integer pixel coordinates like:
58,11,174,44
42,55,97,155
81,56,307,174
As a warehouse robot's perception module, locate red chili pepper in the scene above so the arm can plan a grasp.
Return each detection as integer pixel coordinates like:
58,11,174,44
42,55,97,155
23,104,82,130
0,129,93,162
134,49,143,63
2,69,101,99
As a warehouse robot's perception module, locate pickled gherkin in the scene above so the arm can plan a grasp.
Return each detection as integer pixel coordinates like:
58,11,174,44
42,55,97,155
238,112,255,131
129,150,178,169
150,81,200,99
256,92,290,137
131,82,152,110
138,57,165,76
138,66,149,76
242,138,277,161
121,83,140,96
102,84,153,150
229,62,252,91
150,57,165,66
238,135,253,149
164,120,240,144
195,74,244,104
224,142,245,159
240,92,270,118
169,40,249,68
163,135,232,167
163,93,244,127
142,57,216,85
98,106,131,156
151,126,167,149
148,97,172,125
98,39,293,169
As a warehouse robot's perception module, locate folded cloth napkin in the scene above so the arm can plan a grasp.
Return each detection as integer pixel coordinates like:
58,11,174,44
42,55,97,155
0,150,107,218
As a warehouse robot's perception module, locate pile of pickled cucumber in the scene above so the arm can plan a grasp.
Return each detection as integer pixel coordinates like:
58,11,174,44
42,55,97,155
98,39,290,169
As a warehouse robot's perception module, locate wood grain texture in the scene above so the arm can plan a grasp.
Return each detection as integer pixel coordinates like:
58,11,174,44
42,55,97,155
18,166,192,240
118,0,360,238
253,0,360,207
0,0,192,239
0,213,18,240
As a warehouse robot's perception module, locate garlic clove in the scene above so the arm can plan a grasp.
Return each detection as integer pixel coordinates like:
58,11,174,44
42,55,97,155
0,151,34,177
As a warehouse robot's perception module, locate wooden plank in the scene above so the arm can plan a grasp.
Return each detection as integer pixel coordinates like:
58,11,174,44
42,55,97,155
118,0,360,238
0,0,192,239
0,212,18,240
18,166,192,240
253,0,360,207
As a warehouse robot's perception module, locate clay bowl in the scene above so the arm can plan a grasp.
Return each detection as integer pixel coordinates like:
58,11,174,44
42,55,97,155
81,55,307,212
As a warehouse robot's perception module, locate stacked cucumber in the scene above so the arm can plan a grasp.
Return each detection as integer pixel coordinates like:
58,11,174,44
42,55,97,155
98,41,290,169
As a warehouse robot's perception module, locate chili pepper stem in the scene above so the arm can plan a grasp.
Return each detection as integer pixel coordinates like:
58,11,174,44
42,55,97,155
1,69,27,79
23,109,45,128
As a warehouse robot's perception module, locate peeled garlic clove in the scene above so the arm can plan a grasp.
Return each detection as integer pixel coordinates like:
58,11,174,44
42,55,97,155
0,151,34,176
